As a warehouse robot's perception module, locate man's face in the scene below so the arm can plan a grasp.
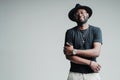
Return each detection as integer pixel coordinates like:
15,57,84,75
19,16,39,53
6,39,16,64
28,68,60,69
74,9,89,23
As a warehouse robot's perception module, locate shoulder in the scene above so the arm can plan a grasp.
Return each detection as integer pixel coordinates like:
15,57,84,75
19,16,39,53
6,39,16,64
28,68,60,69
65,26,77,37
89,25,101,30
89,25,102,32
67,26,77,31
66,26,77,33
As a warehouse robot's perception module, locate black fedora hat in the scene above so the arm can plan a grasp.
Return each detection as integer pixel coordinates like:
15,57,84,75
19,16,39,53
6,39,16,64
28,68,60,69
68,4,93,22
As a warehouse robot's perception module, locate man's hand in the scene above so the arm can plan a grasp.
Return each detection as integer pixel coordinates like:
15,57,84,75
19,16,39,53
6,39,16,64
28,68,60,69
64,42,74,55
89,61,101,73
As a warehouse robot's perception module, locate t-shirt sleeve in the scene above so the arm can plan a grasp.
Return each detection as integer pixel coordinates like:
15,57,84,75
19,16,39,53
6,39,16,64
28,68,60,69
64,30,74,46
93,27,103,44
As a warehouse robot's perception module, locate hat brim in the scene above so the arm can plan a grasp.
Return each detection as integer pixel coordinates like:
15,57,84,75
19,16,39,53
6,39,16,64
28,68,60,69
68,5,92,22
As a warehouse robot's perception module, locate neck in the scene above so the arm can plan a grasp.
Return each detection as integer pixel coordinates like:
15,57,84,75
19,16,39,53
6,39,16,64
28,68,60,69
77,23,89,30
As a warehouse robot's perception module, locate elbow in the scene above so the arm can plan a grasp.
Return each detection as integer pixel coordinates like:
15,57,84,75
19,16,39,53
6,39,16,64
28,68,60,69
66,56,69,60
94,50,100,57
95,54,100,57
65,55,71,60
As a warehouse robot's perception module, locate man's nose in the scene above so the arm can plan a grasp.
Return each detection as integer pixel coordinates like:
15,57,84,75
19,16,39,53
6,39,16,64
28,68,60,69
77,13,82,17
79,13,83,17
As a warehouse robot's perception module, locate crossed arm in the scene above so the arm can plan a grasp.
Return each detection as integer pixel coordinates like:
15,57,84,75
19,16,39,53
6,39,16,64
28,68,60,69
65,42,101,58
64,42,102,72
65,55,91,65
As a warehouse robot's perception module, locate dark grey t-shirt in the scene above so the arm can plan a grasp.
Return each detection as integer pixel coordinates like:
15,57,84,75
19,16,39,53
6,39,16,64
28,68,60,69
64,25,102,73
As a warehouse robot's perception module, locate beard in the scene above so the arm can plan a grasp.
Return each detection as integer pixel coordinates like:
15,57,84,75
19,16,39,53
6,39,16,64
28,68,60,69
76,17,88,26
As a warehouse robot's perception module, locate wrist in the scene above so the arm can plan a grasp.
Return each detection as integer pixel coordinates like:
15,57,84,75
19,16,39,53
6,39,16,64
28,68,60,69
89,61,92,66
72,49,77,55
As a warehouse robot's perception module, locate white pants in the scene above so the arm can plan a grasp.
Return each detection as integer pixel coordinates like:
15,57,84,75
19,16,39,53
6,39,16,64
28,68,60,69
67,72,100,80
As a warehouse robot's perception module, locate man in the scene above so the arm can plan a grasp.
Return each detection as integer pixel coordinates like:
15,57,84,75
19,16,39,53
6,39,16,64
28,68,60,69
64,4,102,80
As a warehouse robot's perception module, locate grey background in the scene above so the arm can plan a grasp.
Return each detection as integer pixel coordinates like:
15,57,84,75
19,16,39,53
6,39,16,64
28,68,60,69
0,0,120,80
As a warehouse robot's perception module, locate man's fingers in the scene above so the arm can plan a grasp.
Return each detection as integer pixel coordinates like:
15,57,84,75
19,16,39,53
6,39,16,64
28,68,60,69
95,64,101,72
98,64,101,68
66,42,71,46
90,62,101,73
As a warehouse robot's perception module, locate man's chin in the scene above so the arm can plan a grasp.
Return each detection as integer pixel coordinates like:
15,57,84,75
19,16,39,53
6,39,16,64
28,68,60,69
76,20,87,26
76,21,86,24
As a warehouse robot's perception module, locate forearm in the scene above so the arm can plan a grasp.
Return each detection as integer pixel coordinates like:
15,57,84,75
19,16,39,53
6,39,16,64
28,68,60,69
64,42,101,58
75,42,102,58
65,55,101,73
75,48,100,58
66,55,91,65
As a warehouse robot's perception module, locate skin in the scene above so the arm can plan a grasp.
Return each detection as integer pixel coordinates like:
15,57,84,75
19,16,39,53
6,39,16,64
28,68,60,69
64,9,102,73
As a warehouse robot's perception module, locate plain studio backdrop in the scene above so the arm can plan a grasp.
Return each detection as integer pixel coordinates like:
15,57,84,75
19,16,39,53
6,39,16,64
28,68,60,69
0,0,120,80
